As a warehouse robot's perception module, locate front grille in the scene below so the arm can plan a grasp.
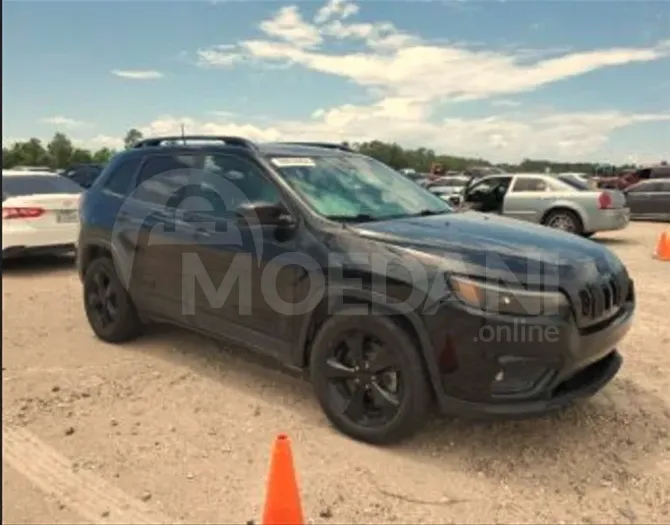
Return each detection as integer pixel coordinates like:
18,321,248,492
576,271,630,327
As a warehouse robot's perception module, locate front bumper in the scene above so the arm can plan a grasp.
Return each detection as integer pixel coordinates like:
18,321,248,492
428,297,634,419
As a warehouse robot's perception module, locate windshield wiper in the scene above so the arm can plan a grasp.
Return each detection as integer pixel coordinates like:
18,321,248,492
325,213,378,223
407,209,449,217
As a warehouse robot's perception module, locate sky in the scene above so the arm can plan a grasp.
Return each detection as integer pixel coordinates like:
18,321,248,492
2,0,670,163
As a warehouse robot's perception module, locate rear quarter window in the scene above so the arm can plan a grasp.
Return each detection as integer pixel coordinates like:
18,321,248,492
101,157,143,196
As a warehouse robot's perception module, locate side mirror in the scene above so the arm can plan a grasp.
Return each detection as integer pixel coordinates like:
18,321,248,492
235,201,294,226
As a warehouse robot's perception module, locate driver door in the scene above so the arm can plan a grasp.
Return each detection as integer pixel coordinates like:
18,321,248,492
463,176,511,213
185,153,299,359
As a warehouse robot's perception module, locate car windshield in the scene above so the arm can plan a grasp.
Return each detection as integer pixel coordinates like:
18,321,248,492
269,154,451,221
2,174,83,198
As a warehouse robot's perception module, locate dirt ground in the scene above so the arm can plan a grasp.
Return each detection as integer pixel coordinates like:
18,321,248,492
3,221,669,525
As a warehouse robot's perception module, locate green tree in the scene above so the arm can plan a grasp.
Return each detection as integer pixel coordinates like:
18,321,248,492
70,148,93,164
13,138,50,167
92,147,114,164
0,133,620,175
47,132,74,169
123,128,143,149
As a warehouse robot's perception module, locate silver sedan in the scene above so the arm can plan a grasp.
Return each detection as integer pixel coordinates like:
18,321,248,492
461,173,630,236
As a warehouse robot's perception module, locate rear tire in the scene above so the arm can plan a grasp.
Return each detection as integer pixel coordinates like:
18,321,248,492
309,306,431,445
543,209,583,235
83,257,143,343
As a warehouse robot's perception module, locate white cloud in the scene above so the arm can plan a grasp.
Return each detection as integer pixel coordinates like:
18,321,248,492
491,99,522,108
196,0,669,105
41,116,87,128
111,69,164,80
124,109,670,163
48,1,655,163
186,1,670,161
196,45,243,68
314,0,359,24
260,6,323,48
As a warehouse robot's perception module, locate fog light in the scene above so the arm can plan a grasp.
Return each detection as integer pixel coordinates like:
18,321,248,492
491,358,549,396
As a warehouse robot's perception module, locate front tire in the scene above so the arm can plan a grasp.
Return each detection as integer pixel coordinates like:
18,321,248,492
83,257,143,343
309,306,431,445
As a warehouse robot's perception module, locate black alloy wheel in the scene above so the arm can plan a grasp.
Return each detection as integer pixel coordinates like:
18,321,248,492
83,257,143,343
324,329,402,427
87,269,119,329
310,307,431,444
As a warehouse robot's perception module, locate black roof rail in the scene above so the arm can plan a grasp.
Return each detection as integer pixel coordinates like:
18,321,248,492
277,141,354,152
133,135,257,150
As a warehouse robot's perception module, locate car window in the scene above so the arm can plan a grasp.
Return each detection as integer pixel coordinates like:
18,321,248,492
636,168,652,180
132,154,198,208
511,177,550,192
189,154,281,217
2,175,82,197
102,157,143,196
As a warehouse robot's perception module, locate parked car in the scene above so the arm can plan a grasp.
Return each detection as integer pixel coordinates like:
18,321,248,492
402,171,429,186
61,163,104,189
77,135,634,444
623,179,670,221
2,169,83,258
424,175,470,205
462,173,629,236
595,164,670,190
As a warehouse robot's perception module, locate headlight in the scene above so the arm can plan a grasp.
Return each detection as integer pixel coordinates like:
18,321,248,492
449,275,567,316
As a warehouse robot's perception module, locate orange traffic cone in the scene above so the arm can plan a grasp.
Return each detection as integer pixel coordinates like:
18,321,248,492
654,231,670,261
261,434,304,525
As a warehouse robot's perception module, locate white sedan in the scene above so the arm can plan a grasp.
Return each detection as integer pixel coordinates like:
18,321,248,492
2,169,83,259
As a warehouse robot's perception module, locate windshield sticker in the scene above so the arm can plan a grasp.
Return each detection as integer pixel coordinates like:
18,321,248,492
271,157,316,168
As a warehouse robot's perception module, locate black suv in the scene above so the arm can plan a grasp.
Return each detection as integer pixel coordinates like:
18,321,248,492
77,136,635,444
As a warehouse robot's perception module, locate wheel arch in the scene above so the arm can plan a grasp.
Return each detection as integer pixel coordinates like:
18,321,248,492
296,285,443,402
540,204,588,232
78,239,113,280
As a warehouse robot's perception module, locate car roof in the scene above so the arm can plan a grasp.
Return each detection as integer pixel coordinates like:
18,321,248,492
122,136,355,159
257,142,352,157
2,169,59,177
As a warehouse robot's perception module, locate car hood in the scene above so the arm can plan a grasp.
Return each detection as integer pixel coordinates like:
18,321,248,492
347,211,623,284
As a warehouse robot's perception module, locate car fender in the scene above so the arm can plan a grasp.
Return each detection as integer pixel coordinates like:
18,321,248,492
295,283,444,398
541,199,590,230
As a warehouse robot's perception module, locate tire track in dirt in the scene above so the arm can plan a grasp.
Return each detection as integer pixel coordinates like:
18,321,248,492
2,424,177,525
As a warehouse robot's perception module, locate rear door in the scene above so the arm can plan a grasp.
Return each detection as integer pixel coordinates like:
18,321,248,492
125,153,200,323
625,181,658,217
650,180,670,216
503,176,550,222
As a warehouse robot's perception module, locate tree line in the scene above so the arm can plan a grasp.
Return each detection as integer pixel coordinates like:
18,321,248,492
3,129,635,174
